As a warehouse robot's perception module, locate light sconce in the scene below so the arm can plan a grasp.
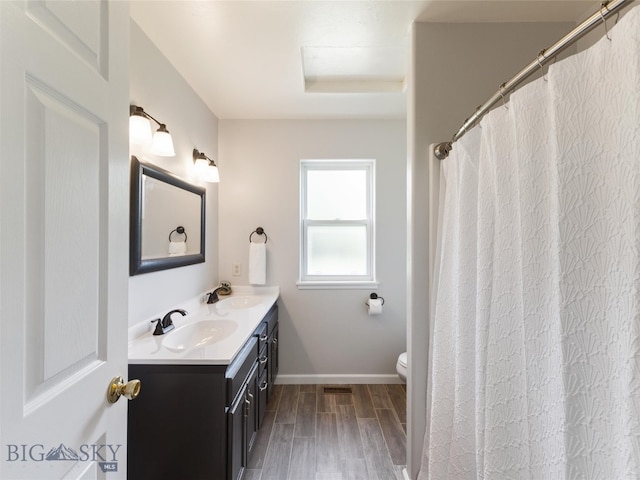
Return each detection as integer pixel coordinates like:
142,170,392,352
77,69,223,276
129,105,176,157
193,148,220,183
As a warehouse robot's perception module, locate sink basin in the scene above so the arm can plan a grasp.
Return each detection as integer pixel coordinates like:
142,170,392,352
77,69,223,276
162,320,238,352
215,296,261,309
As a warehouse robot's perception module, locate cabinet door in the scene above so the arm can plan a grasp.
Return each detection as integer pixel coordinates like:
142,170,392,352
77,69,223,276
246,363,259,456
268,323,279,400
228,385,247,480
258,368,268,428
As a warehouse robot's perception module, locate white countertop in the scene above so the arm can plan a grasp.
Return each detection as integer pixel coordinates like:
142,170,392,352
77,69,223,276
128,286,279,365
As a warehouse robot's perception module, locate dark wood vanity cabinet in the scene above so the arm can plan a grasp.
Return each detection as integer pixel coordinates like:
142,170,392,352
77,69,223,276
260,303,279,406
227,336,260,480
128,303,278,480
255,321,269,429
228,360,258,480
269,323,279,398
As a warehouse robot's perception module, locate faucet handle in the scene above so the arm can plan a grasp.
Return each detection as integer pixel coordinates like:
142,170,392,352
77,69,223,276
151,319,164,336
206,291,218,304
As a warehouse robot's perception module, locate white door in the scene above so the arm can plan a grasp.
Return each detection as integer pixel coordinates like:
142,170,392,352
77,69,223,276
0,1,130,479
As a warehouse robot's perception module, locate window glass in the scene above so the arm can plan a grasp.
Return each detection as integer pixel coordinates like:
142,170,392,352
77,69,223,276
306,170,367,220
306,225,368,276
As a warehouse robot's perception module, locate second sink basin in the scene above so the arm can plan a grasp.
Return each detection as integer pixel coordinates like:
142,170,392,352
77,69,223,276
163,320,238,352
215,296,261,309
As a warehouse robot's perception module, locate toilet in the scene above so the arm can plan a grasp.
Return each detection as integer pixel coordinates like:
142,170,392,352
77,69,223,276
396,352,407,383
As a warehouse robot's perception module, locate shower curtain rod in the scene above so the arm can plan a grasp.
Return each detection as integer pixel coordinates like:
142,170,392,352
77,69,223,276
433,0,634,160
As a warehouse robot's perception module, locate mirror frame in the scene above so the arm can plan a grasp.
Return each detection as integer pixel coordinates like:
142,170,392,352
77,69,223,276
130,155,206,275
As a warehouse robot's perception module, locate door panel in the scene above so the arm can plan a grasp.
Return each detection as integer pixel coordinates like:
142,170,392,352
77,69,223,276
228,387,247,480
246,363,259,455
24,78,105,406
26,0,109,76
268,324,279,400
257,368,268,429
1,1,129,479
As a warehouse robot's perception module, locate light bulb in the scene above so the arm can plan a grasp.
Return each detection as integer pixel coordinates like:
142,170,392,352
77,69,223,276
151,125,175,157
129,114,152,145
203,164,220,183
194,157,209,175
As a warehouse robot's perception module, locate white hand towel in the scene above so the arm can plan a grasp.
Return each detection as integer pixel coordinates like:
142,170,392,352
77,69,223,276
249,242,266,285
168,241,187,256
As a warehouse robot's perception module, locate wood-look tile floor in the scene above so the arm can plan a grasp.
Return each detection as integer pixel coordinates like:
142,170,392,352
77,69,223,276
246,384,407,480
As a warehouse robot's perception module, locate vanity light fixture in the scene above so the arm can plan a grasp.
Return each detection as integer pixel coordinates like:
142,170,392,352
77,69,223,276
129,105,175,157
193,148,220,183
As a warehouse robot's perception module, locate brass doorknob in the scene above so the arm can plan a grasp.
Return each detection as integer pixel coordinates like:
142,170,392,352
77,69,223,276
107,376,141,403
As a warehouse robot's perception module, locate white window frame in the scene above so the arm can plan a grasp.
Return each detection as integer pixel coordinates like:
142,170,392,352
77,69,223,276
298,159,377,289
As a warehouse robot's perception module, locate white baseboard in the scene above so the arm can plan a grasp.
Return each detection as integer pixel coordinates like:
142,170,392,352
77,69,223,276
275,374,403,385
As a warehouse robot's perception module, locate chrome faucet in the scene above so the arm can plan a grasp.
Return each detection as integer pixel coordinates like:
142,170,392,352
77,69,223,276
152,309,188,335
206,283,232,304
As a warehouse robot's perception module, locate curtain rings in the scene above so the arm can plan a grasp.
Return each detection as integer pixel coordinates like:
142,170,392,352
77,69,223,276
600,2,612,41
499,83,509,110
537,49,548,82
600,2,620,41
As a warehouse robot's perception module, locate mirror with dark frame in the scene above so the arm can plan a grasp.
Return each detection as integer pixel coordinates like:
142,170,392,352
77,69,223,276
130,156,206,275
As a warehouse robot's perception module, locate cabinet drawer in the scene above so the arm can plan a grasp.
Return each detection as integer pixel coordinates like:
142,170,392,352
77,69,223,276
263,304,278,335
254,322,268,352
258,344,268,377
226,336,258,405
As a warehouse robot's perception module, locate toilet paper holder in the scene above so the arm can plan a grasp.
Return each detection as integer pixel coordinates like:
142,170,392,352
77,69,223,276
365,292,385,306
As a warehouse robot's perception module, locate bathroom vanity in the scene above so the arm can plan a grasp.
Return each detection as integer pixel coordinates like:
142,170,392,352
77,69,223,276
127,288,279,480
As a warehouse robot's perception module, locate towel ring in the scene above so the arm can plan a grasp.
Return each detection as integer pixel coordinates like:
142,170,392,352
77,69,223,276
249,227,268,244
169,226,187,242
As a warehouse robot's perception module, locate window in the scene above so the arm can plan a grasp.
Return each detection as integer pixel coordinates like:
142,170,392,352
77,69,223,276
299,160,376,288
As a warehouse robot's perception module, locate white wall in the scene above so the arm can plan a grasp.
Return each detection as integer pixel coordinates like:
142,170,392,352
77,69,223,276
128,21,219,326
219,120,406,382
408,20,574,479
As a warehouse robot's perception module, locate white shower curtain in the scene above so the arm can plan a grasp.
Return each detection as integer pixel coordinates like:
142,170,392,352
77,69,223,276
421,6,640,479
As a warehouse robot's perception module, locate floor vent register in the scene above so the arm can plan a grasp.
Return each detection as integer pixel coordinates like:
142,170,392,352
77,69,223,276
322,386,353,395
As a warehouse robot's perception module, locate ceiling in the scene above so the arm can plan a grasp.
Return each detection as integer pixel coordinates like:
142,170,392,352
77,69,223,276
130,1,596,120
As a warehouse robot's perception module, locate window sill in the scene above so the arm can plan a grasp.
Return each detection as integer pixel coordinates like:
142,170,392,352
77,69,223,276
296,280,379,290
